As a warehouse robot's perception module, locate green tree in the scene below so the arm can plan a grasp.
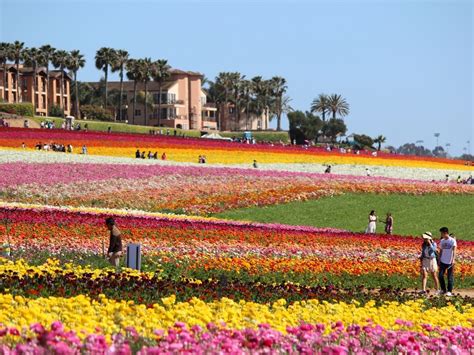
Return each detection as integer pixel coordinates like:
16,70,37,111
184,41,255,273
353,134,374,149
140,58,154,126
327,94,349,120
270,76,287,131
52,50,71,117
67,50,86,118
22,47,41,103
111,49,129,122
151,59,171,122
0,43,11,93
8,41,24,103
206,79,225,129
126,58,143,124
229,72,244,130
239,79,253,130
95,47,116,108
373,135,387,151
322,118,347,142
215,72,235,130
311,93,329,121
38,45,56,115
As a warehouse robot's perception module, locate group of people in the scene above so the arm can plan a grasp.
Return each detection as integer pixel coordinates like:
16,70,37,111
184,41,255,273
39,121,55,129
420,227,457,296
365,210,393,234
135,149,166,160
32,142,88,154
445,174,473,184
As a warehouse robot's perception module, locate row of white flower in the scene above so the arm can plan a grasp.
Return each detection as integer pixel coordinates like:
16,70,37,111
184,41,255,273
1,149,472,182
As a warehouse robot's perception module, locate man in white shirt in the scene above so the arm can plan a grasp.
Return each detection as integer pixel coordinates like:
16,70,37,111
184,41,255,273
438,227,457,296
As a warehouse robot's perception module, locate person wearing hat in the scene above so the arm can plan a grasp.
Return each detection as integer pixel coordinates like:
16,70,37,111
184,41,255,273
105,217,122,269
419,232,440,294
438,227,457,296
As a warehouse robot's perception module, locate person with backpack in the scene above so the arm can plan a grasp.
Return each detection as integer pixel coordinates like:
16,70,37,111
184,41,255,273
438,227,457,296
419,232,440,294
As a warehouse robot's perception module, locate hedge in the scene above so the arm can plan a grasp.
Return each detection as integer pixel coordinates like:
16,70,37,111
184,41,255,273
0,103,35,117
80,105,114,122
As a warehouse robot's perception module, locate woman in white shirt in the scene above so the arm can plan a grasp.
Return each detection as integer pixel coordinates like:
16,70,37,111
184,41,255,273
365,210,377,234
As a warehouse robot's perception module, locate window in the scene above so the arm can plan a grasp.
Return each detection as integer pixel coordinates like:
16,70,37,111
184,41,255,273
135,109,141,116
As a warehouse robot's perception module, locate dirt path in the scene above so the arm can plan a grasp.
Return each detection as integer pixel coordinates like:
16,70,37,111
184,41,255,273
5,118,40,129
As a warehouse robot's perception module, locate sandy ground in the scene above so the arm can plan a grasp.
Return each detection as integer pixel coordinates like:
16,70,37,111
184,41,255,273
4,118,41,129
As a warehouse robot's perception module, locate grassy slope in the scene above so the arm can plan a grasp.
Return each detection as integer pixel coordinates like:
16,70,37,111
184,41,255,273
217,193,474,240
31,117,289,142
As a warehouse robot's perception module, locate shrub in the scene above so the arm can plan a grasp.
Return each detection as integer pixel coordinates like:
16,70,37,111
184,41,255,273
0,103,34,117
80,105,114,122
49,104,64,118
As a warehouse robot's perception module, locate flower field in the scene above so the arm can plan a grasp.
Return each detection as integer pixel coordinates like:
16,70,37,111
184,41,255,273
1,127,474,353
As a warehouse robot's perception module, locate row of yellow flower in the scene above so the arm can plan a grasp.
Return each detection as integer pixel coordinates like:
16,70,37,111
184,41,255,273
1,294,473,341
89,147,474,169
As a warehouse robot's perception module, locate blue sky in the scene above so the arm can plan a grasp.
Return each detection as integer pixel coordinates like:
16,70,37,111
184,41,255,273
1,0,472,156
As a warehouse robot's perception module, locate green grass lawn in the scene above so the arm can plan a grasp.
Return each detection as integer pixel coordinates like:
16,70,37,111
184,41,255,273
31,116,289,142
217,193,474,240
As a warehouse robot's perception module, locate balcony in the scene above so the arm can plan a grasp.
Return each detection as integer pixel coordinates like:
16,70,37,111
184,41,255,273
202,103,217,111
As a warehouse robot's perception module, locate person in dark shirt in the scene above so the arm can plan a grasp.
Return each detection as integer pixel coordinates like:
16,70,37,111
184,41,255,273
135,149,141,159
105,217,122,268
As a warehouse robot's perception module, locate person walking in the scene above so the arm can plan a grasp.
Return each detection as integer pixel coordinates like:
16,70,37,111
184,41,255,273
253,160,258,168
365,210,377,234
438,227,457,296
419,232,440,294
382,213,394,235
105,217,122,269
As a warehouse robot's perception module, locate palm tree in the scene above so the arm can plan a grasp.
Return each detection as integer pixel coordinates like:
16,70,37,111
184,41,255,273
251,76,264,130
151,59,171,122
140,58,153,126
95,47,116,108
39,45,56,116
8,41,25,103
22,47,42,110
52,50,71,117
373,135,386,151
252,78,272,130
311,94,329,121
327,94,349,120
206,80,224,129
239,79,253,130
215,72,235,131
270,76,287,131
111,49,129,121
67,50,85,118
230,72,244,130
0,42,11,97
126,58,143,125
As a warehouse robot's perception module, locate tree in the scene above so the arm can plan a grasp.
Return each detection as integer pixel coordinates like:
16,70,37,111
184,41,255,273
0,43,11,94
353,134,374,149
270,76,287,131
206,79,225,129
140,58,153,126
38,45,56,115
373,135,386,151
215,72,235,130
322,118,347,142
288,110,323,144
310,94,329,121
432,146,447,158
126,59,144,125
95,47,116,108
52,50,70,117
151,59,171,122
111,49,129,121
327,94,349,120
229,72,244,130
0,43,11,98
67,50,85,118
22,47,41,106
8,41,24,103
239,79,253,130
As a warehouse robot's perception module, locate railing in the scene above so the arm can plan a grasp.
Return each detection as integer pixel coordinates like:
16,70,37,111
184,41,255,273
203,103,216,108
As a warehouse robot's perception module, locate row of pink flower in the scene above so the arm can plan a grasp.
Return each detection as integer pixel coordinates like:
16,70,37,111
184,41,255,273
1,321,472,354
1,161,457,188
